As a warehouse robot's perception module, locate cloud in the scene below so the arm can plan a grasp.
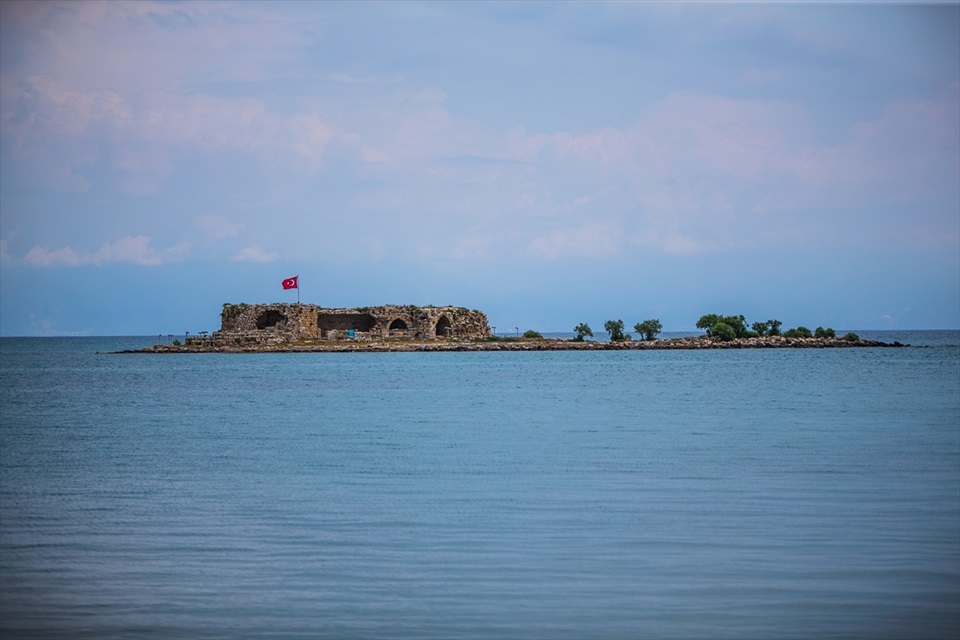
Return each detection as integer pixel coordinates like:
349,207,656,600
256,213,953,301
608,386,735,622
739,68,783,86
45,164,92,193
797,88,960,204
0,239,14,265
194,214,244,239
526,221,624,260
627,229,704,256
0,1,317,95
3,75,342,193
327,73,404,85
1,1,956,274
21,236,189,267
230,245,278,263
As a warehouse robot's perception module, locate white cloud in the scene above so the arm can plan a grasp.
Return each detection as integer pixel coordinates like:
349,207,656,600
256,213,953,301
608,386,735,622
327,73,404,85
230,245,278,263
3,76,342,193
525,221,624,260
194,214,244,239
627,229,705,256
1,0,956,274
21,236,189,267
45,164,91,193
23,245,84,267
739,68,782,86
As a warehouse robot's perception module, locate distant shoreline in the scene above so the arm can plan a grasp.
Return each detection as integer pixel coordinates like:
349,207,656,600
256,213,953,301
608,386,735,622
120,335,906,354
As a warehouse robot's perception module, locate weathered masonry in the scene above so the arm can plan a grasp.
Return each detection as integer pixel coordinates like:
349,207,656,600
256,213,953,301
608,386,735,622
213,303,491,345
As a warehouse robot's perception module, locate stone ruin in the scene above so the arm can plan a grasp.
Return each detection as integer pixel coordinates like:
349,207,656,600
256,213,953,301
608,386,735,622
205,303,492,346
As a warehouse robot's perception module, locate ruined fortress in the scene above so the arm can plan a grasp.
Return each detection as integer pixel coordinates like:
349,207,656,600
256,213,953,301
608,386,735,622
137,303,901,354
203,303,492,347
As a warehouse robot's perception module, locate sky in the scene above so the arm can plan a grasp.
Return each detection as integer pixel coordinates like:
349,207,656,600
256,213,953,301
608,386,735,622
1,1,958,336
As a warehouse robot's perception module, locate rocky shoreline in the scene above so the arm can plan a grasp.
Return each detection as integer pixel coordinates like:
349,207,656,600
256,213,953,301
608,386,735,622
122,335,905,354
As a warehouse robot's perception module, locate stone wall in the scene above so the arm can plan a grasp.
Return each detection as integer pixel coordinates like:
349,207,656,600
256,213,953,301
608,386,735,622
215,303,491,343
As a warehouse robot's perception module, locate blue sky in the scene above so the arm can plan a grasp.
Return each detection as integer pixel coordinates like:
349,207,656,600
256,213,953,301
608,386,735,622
1,1,958,336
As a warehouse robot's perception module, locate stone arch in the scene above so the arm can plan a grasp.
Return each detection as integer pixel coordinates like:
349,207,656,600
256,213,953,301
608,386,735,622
388,318,408,331
435,315,452,337
316,313,376,334
256,309,286,330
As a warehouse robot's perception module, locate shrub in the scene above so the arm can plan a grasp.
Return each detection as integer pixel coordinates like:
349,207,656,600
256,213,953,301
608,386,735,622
842,332,860,342
784,326,813,338
710,321,737,342
751,322,768,337
814,326,836,339
522,330,543,339
604,319,628,342
573,323,593,342
634,319,662,341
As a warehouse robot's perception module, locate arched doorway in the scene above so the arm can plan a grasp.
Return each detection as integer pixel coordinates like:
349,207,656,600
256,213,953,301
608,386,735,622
389,318,408,331
435,315,452,337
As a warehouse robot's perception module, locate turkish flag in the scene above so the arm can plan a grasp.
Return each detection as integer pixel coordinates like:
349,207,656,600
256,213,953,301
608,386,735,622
282,276,299,290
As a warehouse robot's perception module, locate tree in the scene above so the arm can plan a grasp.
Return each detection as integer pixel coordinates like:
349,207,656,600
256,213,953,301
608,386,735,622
710,321,737,342
784,326,813,338
697,314,749,339
522,330,543,339
766,319,782,336
634,319,662,341
573,323,593,342
724,314,749,338
604,319,628,342
696,314,722,335
751,321,768,337
814,326,835,339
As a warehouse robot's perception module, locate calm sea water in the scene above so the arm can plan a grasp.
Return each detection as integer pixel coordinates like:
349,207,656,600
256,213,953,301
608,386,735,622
2,332,958,639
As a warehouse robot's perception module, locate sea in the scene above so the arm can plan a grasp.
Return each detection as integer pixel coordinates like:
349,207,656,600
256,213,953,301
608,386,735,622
1,331,958,639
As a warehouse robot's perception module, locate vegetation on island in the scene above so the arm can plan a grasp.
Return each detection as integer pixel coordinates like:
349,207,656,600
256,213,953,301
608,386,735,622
573,323,593,342
570,314,853,344
522,330,544,339
697,314,845,342
604,319,629,342
752,319,782,336
634,319,662,341
696,314,752,340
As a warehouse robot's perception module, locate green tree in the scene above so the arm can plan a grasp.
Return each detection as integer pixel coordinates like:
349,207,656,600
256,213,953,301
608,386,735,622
725,314,749,338
634,319,662,341
814,326,835,339
696,314,722,335
604,319,628,342
784,326,813,338
522,330,543,339
573,323,593,342
751,321,768,337
766,319,782,336
842,332,860,342
697,314,749,339
710,321,737,342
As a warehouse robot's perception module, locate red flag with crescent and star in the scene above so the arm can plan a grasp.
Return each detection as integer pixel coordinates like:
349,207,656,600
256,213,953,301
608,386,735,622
282,276,299,290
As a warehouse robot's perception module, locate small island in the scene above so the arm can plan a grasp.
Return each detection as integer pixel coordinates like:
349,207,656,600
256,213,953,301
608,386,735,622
124,303,904,353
